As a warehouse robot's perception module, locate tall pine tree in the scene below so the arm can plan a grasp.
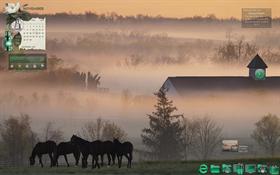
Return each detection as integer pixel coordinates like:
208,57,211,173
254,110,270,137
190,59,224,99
141,87,185,160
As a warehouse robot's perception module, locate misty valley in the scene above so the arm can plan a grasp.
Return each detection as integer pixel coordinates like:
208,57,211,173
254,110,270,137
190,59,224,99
0,6,280,175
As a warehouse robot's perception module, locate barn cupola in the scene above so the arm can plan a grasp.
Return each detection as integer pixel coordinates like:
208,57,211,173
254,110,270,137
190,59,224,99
247,54,268,80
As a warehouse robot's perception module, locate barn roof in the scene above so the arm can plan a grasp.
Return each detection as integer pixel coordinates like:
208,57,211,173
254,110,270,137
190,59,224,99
247,54,268,69
163,76,280,95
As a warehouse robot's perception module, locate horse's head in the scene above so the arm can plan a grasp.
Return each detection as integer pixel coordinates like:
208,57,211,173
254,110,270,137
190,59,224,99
71,135,78,143
113,138,121,144
29,156,35,166
71,135,90,146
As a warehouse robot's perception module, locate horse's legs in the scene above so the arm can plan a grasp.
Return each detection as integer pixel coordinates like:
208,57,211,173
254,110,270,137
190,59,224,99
120,155,123,168
64,154,69,167
53,151,57,166
56,155,60,167
95,155,100,169
82,154,88,168
84,156,88,168
111,153,116,165
100,154,104,167
92,155,95,169
117,155,120,167
118,155,123,168
128,152,132,168
38,155,43,168
124,154,130,168
48,153,53,167
74,152,80,166
124,153,132,168
107,153,111,166
82,158,85,168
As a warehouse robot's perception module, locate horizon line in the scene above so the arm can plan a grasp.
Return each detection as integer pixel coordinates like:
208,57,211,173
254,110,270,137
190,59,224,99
1,11,279,20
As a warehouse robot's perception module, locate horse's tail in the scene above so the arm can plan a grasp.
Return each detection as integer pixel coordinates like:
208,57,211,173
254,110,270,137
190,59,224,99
129,143,133,168
130,143,133,160
130,151,133,161
75,148,81,166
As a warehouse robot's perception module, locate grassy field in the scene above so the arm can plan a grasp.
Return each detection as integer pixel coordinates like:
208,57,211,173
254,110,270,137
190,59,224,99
0,158,279,175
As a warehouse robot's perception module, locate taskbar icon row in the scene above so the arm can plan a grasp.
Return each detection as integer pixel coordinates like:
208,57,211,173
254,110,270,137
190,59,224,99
199,163,279,175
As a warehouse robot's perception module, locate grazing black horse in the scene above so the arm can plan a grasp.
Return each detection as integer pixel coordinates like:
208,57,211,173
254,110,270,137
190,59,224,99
100,140,115,166
70,135,101,169
56,141,80,167
91,140,103,169
113,138,133,168
70,135,91,168
29,140,57,167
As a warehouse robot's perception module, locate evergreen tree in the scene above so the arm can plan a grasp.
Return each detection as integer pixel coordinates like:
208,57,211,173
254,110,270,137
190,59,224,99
141,87,185,160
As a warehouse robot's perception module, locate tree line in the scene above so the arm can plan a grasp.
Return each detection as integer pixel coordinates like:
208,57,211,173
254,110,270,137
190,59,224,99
1,12,280,24
0,116,126,166
141,87,222,160
214,33,280,64
0,54,102,90
0,13,239,24
141,87,280,160
0,88,279,166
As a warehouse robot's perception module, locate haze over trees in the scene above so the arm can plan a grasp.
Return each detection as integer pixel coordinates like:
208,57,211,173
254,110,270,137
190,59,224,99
2,11,280,25
0,114,129,166
141,87,225,161
0,53,102,90
42,121,64,143
0,13,241,26
215,36,258,63
251,113,280,156
1,10,280,166
191,117,222,160
80,118,127,141
182,118,199,160
0,114,36,166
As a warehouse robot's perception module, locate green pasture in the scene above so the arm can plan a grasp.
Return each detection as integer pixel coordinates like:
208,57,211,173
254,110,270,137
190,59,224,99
0,158,279,175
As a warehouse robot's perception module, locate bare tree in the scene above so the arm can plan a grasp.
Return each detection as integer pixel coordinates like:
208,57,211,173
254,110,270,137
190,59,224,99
80,118,127,141
96,118,103,140
182,118,199,160
102,121,127,141
216,33,258,63
225,28,233,42
121,89,132,104
42,121,64,143
251,114,280,156
80,118,104,141
236,36,245,59
192,117,222,160
80,121,97,141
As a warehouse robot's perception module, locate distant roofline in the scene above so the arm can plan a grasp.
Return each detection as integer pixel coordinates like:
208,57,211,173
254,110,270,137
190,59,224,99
167,76,280,78
247,54,268,69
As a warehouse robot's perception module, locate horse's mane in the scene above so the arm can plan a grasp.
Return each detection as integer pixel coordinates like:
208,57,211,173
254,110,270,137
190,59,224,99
113,138,121,144
71,135,90,143
92,140,102,143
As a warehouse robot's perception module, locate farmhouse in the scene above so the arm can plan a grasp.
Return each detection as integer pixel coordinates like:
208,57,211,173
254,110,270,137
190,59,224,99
162,54,280,96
